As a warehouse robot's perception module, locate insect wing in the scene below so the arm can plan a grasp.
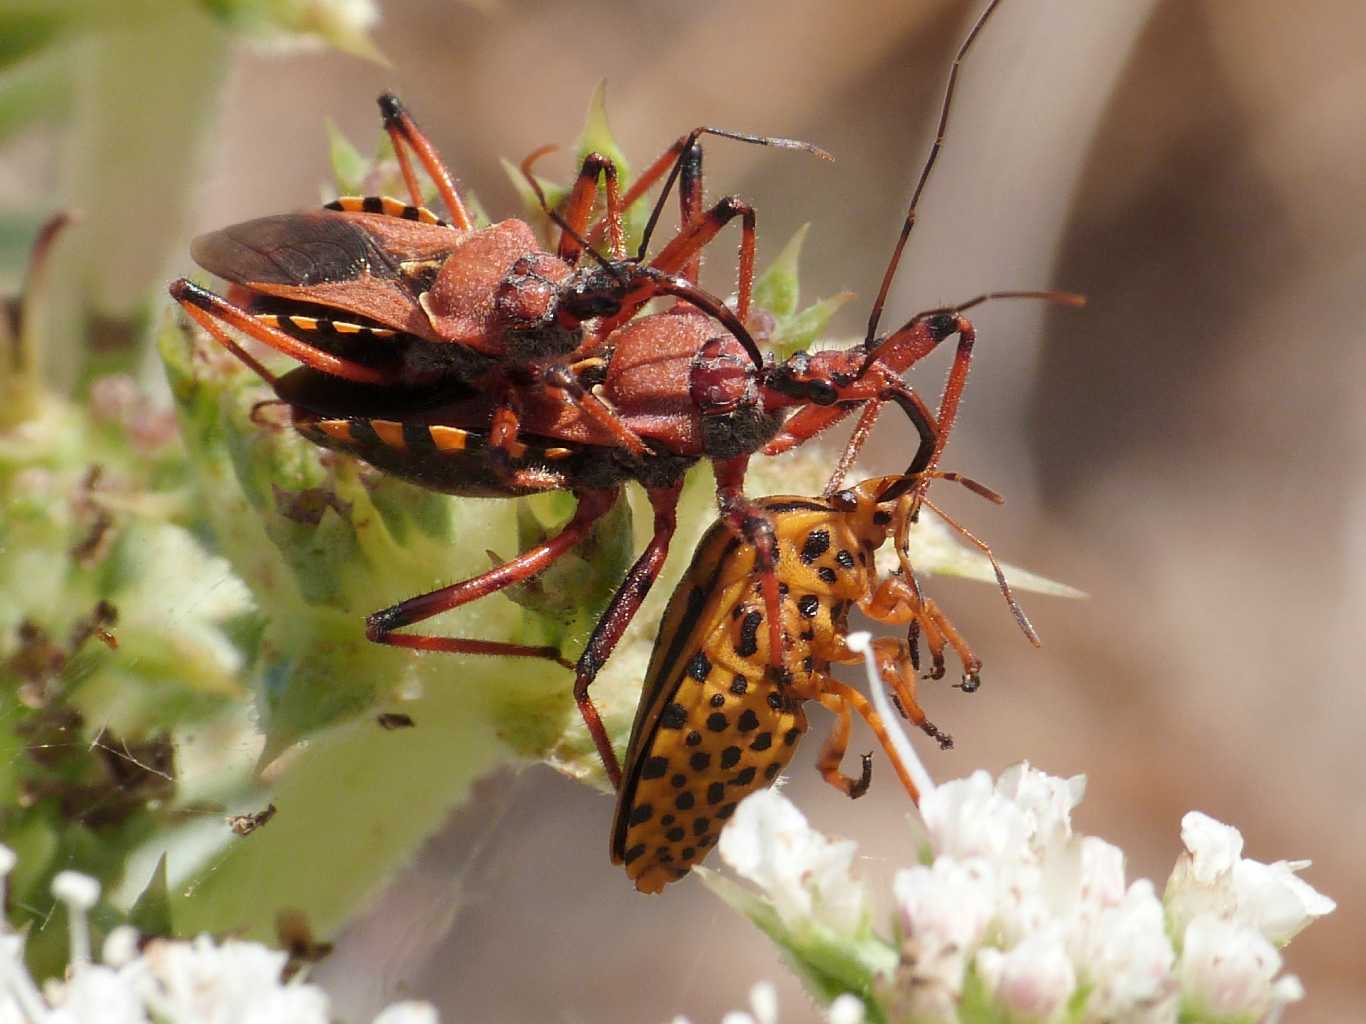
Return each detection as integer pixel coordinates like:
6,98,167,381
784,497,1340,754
610,518,752,859
190,210,455,338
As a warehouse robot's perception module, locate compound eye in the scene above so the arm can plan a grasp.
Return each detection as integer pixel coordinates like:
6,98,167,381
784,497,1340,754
830,490,858,512
807,379,838,406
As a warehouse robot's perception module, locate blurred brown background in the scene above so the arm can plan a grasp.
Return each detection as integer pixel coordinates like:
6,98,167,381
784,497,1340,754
49,0,1366,1018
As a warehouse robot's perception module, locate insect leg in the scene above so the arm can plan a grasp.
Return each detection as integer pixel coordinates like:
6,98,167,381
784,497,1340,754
645,196,757,321
814,688,873,798
865,637,954,750
574,480,685,789
549,151,625,262
377,93,473,231
169,280,399,386
713,456,785,668
540,363,650,456
817,678,927,804
365,487,620,665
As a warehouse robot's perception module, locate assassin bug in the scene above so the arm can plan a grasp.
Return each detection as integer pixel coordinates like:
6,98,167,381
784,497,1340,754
610,457,1027,893
171,93,824,457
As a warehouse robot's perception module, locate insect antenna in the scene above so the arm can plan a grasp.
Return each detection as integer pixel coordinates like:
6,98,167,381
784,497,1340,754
635,268,767,371
920,492,1039,646
636,126,832,262
859,289,1085,378
864,0,1006,347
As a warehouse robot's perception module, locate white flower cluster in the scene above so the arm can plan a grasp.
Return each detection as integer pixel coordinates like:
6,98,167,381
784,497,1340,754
0,849,436,1024
712,767,1333,1024
671,981,866,1024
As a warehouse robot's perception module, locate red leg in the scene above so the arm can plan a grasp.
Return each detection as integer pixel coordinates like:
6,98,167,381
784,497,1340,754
378,94,473,231
677,141,704,286
540,363,649,456
646,195,756,320
713,456,784,668
592,196,759,341
573,481,685,787
169,279,398,386
521,148,626,263
365,488,619,664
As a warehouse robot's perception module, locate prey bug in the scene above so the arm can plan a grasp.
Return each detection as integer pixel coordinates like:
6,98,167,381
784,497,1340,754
610,457,1029,893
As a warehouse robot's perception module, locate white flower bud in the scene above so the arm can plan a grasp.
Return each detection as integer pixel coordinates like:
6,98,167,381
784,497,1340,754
1077,880,1177,1022
51,871,100,911
1178,914,1285,1020
918,770,1031,865
826,993,865,1024
995,762,1086,855
372,1001,440,1024
1165,811,1334,945
719,790,867,935
976,930,1077,1022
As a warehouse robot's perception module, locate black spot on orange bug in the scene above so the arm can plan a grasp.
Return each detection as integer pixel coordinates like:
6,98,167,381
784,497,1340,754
800,529,831,564
642,756,668,779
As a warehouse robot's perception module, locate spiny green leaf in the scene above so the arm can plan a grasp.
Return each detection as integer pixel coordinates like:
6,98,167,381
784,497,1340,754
754,223,809,320
324,118,368,194
129,853,172,937
770,291,854,359
575,80,630,186
500,156,569,235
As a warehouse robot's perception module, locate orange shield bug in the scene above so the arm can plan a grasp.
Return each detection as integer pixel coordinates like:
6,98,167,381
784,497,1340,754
610,459,1033,893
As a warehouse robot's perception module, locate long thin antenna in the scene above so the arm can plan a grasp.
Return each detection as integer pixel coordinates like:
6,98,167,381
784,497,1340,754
864,0,1006,346
636,126,832,262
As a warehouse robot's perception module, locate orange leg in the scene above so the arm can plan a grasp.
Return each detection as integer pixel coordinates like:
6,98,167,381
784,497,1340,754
378,94,472,231
867,573,981,690
816,677,927,804
521,148,627,263
169,279,399,387
814,689,873,798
